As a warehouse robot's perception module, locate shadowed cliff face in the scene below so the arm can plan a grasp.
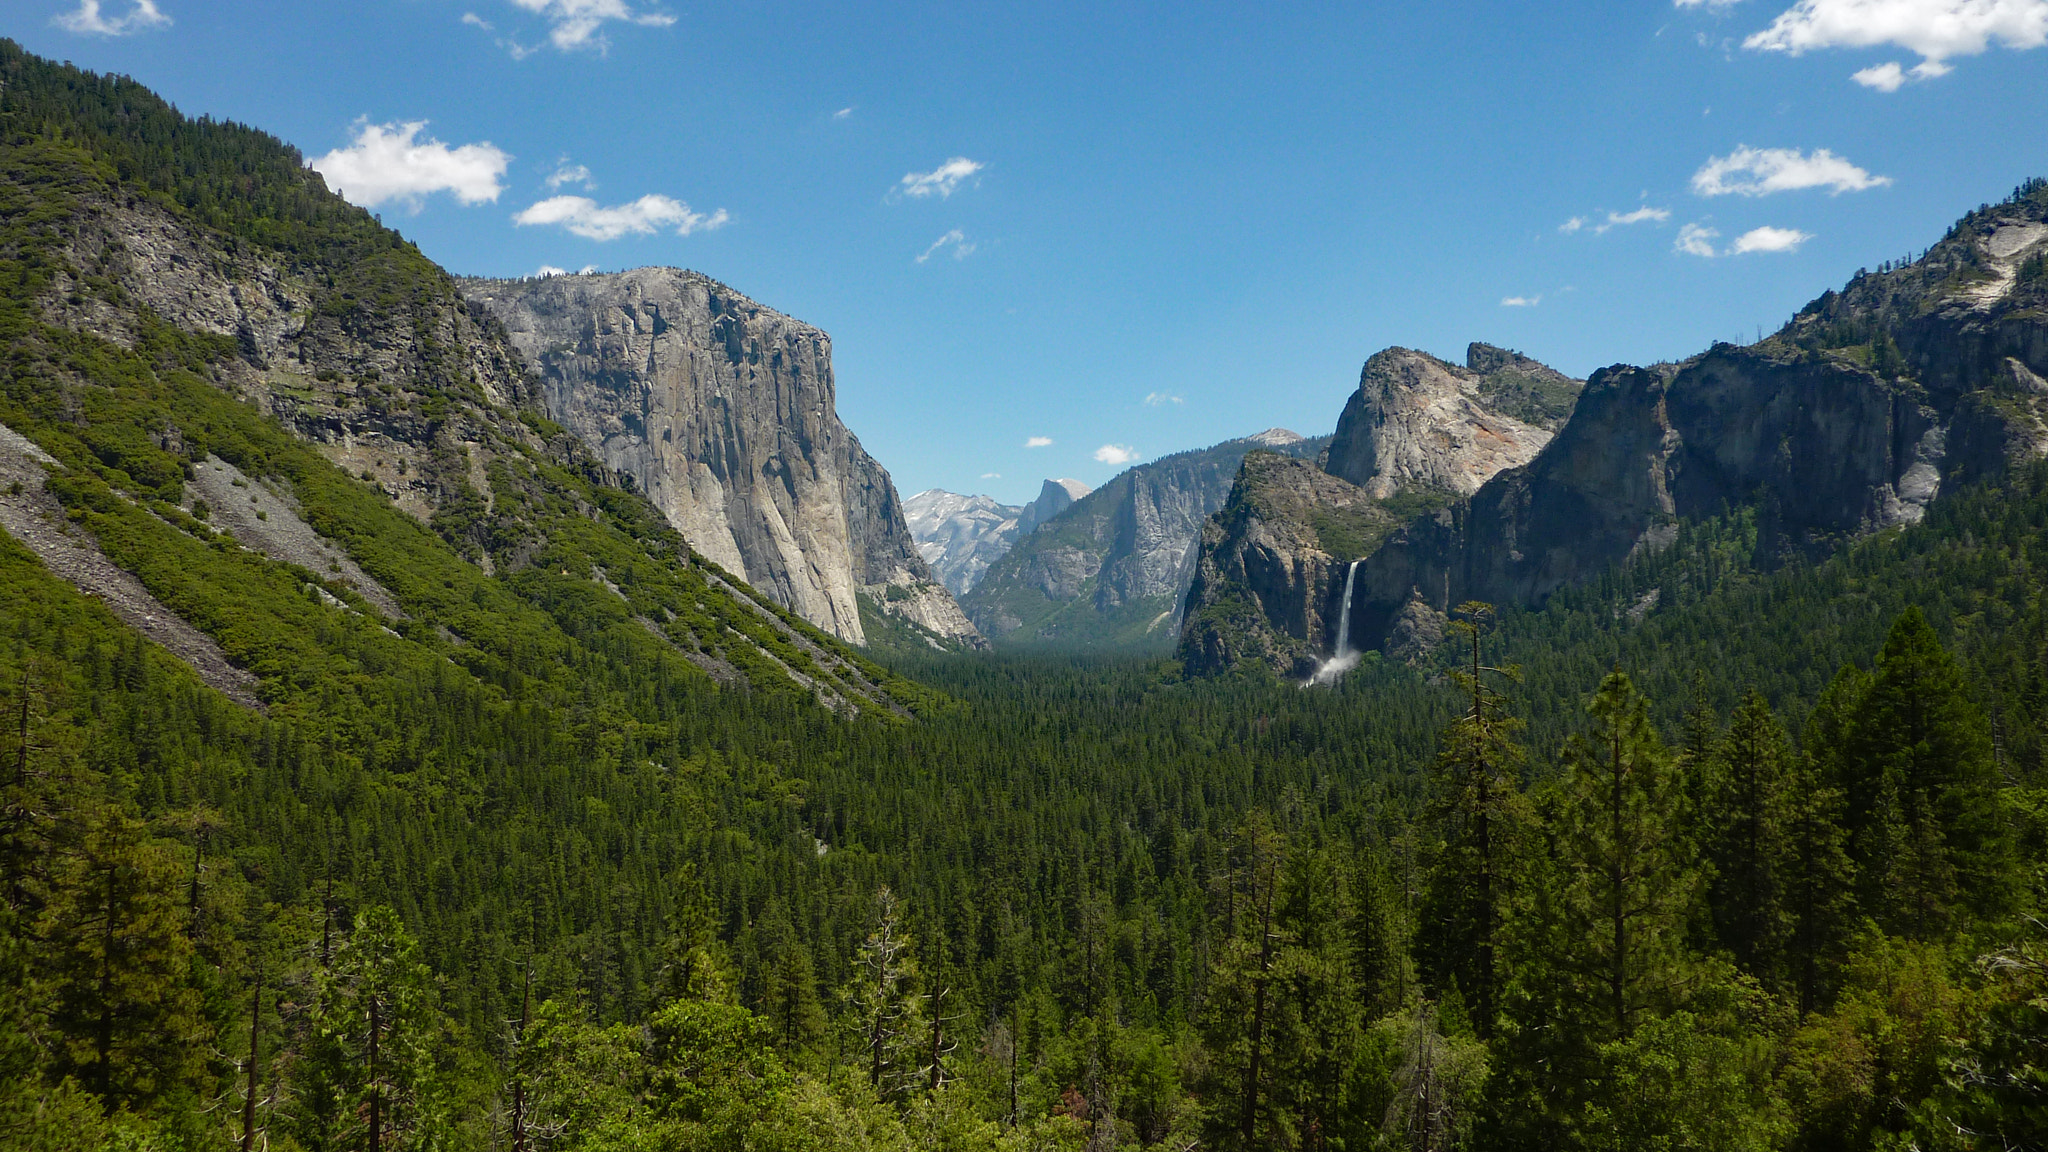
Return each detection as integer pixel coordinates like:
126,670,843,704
462,269,982,649
962,432,1326,650
1336,185,2048,659
1179,182,2048,676
1178,346,1575,675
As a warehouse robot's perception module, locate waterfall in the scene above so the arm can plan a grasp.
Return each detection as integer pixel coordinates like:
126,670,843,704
1307,560,1364,687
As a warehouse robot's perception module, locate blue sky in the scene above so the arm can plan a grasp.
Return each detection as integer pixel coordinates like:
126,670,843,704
8,0,2048,504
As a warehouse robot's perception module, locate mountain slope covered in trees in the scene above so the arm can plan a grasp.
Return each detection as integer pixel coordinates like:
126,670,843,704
0,43,2044,1152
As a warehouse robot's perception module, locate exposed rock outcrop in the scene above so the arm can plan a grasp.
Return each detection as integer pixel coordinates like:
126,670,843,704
1177,453,1398,677
1323,345,1579,499
905,477,1092,595
462,269,982,649
1185,181,2048,675
963,432,1326,649
1178,346,1577,675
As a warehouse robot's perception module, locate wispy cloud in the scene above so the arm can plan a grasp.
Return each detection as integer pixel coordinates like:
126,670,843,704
897,157,984,200
1025,436,1053,449
1094,444,1140,466
536,264,568,277
54,0,169,34
1501,295,1542,307
916,229,975,263
1676,223,1722,257
833,107,855,120
1561,206,1671,235
1744,0,2048,85
1598,206,1671,232
1730,225,1813,253
514,194,727,240
504,0,676,52
981,472,1001,479
1144,392,1183,406
462,11,493,28
545,161,593,190
309,121,510,210
1692,146,1890,196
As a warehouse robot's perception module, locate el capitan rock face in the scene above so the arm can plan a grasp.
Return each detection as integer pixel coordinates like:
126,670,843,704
462,268,981,648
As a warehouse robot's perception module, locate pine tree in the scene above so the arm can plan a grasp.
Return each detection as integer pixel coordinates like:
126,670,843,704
1417,603,1527,1038
1839,608,2012,933
304,906,445,1152
841,886,926,1102
39,801,204,1111
1782,752,1857,1016
1547,671,1699,1044
1704,690,1797,989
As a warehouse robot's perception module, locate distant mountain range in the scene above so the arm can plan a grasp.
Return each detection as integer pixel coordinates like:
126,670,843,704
945,430,1329,650
903,478,1090,595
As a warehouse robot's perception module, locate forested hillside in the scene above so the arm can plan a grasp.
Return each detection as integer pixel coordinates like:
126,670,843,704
0,43,2043,1152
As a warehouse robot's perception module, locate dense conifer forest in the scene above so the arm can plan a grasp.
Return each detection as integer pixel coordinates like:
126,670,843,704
0,43,2044,1152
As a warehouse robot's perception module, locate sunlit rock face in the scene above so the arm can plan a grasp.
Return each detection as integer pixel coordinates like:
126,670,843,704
464,268,981,648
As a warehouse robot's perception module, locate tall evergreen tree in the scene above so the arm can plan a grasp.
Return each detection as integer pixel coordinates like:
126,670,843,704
1704,689,1798,989
1417,604,1527,1038
1838,608,2012,933
1545,671,1699,1044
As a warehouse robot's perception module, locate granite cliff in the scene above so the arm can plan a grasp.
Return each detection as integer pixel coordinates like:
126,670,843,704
462,270,982,649
1183,180,2048,676
1179,347,1577,675
963,430,1325,649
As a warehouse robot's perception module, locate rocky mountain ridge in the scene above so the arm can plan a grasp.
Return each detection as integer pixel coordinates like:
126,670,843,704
904,477,1091,595
1180,346,1578,676
961,430,1326,649
0,44,936,715
1182,180,2048,677
461,269,982,650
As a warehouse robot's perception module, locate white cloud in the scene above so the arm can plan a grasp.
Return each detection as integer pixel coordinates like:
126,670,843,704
545,162,593,190
1691,146,1890,196
505,0,676,51
309,121,510,211
1597,206,1672,232
513,194,728,240
981,472,1001,479
1675,0,1746,7
1501,295,1542,307
1851,57,1954,87
462,11,493,29
1143,392,1184,406
1559,216,1588,235
55,0,169,35
833,107,854,120
898,157,984,200
1025,437,1053,449
1094,444,1140,466
916,229,975,263
536,265,569,277
1730,225,1814,252
1744,0,2048,75
1676,223,1722,257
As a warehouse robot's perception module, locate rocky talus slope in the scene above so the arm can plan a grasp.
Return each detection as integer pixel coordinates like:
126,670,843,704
963,431,1324,649
1184,180,2048,676
1181,347,1578,675
462,270,981,650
